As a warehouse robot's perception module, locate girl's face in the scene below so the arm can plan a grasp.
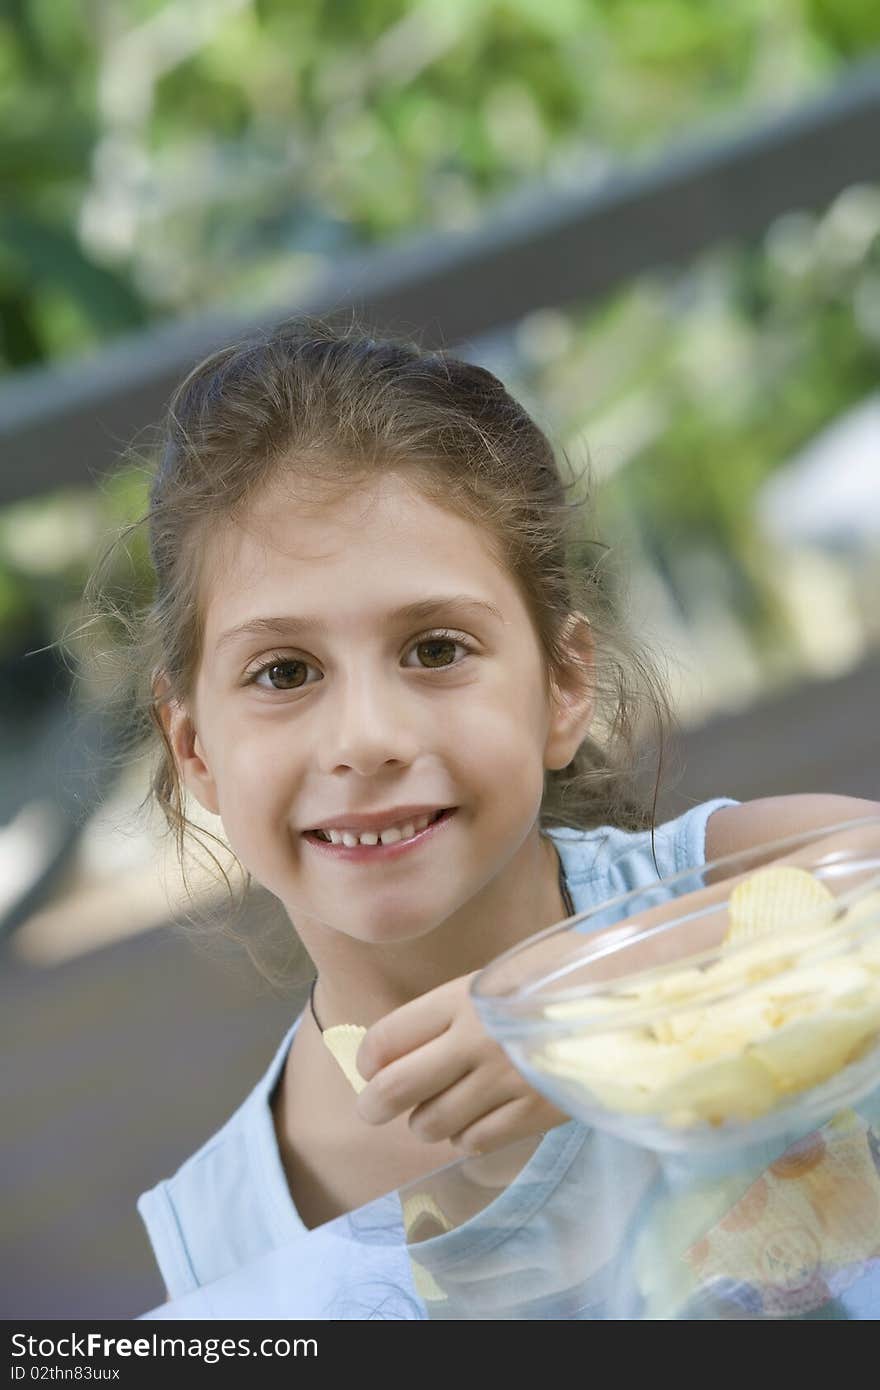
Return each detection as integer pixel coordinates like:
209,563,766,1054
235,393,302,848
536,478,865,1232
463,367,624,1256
171,472,592,947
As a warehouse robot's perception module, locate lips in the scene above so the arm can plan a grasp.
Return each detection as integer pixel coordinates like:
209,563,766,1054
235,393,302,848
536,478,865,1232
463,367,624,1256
305,808,450,840
311,808,446,843
302,807,457,860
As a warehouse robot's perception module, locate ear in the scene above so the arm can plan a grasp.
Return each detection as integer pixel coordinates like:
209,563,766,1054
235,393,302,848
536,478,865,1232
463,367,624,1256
152,669,221,817
543,611,596,773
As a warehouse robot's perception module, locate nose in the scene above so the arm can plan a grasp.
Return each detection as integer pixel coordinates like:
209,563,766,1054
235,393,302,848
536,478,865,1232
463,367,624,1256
315,665,422,775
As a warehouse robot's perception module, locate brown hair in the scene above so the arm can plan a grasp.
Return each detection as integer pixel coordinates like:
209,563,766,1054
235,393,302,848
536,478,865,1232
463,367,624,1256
79,313,672,982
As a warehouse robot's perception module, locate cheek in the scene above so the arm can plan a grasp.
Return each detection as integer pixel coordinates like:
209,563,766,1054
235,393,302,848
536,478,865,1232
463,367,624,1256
464,681,547,770
211,738,292,862
451,700,547,835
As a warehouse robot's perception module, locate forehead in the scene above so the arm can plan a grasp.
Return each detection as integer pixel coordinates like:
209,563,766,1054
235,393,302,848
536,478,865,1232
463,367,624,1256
200,473,515,641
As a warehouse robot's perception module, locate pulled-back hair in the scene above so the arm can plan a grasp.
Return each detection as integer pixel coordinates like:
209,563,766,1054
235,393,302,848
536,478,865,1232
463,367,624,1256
80,313,672,982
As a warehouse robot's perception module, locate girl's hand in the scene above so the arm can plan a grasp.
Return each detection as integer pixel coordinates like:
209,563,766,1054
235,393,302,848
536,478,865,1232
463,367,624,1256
354,972,572,1155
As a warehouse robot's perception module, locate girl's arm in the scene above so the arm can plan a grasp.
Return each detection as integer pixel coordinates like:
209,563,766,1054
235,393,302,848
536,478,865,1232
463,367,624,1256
706,794,880,864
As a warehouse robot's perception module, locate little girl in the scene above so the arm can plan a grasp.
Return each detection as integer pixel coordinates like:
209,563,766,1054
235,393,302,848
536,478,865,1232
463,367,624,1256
91,316,876,1314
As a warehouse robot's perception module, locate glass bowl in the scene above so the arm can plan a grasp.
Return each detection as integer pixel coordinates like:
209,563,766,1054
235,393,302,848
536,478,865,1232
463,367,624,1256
471,818,880,1154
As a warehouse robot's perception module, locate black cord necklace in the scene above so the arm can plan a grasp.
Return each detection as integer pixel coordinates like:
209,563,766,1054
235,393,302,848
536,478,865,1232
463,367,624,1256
309,841,575,1033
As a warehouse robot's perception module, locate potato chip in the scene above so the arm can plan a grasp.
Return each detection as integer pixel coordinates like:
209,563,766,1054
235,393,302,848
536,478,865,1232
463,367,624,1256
322,1024,368,1093
632,967,711,1005
747,1003,880,1094
402,1192,454,1238
704,934,807,991
842,890,880,937
664,1107,702,1129
681,991,777,1063
543,993,639,1022
574,1076,663,1115
543,970,712,1028
652,1053,779,1126
765,958,874,1013
863,937,880,972
724,865,835,948
534,1028,695,1112
530,1058,665,1116
652,1005,706,1045
848,896,880,971
408,1258,448,1301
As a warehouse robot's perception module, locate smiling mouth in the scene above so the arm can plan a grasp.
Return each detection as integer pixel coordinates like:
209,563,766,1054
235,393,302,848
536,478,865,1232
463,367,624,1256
307,808,450,845
302,807,457,851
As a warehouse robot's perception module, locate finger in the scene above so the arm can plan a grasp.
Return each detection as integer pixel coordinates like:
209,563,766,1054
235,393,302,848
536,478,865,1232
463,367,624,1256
356,1032,472,1125
407,1061,521,1144
449,1094,543,1156
356,980,463,1081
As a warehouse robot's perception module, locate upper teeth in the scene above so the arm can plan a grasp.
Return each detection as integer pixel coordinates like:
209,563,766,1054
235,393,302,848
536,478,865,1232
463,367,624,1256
318,812,438,847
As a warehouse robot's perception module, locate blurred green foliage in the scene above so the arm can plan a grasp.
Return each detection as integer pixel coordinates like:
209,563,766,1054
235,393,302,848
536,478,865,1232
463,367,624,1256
3,0,878,369
1,0,149,364
509,185,880,672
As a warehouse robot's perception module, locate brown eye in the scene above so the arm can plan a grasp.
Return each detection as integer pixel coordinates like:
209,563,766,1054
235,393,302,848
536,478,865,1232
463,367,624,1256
253,658,309,690
415,637,458,669
406,629,473,671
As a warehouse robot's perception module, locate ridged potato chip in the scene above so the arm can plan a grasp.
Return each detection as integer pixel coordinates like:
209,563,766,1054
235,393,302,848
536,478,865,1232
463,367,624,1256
724,865,834,947
322,1024,368,1093
402,1191,454,1238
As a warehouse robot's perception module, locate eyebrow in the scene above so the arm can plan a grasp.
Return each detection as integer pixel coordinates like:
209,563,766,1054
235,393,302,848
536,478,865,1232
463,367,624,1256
215,595,505,653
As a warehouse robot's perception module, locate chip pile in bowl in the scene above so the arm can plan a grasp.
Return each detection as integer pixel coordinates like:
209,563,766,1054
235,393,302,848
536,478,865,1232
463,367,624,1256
534,867,880,1130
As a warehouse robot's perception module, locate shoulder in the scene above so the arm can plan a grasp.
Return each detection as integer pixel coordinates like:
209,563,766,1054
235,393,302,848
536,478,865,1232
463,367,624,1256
136,1104,253,1299
547,796,739,905
136,1016,305,1300
704,794,880,863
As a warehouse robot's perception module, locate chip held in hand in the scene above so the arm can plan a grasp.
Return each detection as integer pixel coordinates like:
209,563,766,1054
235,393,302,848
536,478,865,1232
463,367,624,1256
322,1024,368,1093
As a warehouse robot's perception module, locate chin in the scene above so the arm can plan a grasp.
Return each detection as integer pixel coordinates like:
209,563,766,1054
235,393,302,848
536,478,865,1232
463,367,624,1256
345,912,446,947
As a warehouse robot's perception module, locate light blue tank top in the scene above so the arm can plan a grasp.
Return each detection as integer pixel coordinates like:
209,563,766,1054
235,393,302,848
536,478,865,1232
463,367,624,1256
137,799,737,1305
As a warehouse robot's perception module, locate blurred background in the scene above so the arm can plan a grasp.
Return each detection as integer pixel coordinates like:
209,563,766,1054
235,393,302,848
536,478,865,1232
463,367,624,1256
2,0,879,1318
